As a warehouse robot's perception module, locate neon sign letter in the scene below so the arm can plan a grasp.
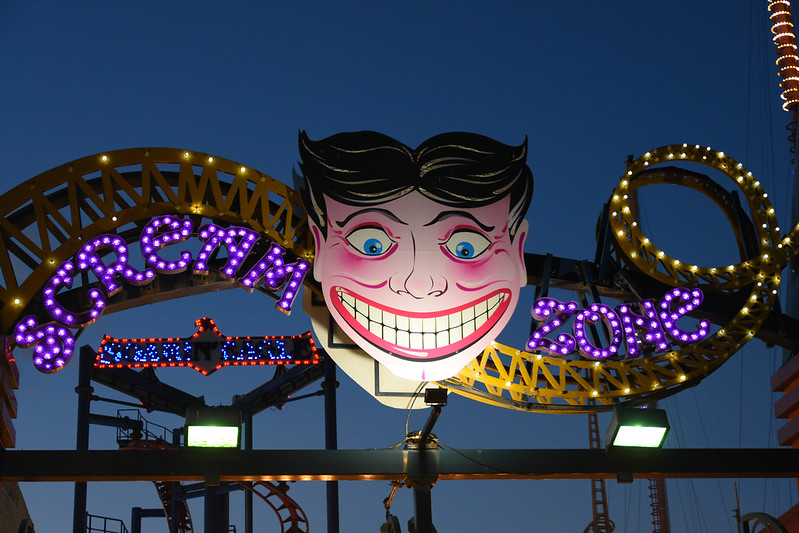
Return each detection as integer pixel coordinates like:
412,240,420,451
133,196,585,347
527,288,709,360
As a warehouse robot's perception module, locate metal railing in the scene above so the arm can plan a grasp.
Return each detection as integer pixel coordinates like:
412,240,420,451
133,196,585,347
86,513,129,533
116,409,174,444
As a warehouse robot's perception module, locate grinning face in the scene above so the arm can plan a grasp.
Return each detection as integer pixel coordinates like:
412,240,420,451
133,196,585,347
310,191,528,381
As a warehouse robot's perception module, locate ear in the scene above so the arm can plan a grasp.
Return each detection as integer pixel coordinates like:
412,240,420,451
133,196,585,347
309,221,325,283
513,219,529,287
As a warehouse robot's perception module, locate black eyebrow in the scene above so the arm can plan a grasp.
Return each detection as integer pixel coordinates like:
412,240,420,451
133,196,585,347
423,210,495,232
334,208,408,228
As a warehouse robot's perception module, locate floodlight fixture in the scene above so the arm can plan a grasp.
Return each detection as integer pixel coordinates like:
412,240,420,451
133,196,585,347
605,407,669,449
185,406,241,448
424,387,447,406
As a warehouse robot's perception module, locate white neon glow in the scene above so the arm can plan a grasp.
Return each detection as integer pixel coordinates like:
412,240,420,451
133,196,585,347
612,426,668,447
186,425,239,448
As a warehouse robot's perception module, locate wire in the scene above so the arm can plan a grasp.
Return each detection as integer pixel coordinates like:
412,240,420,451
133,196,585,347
404,381,428,437
434,441,507,474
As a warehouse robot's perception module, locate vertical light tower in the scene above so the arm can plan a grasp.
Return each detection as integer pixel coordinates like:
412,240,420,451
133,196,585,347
770,1,799,337
771,0,799,369
768,2,799,530
769,1,799,113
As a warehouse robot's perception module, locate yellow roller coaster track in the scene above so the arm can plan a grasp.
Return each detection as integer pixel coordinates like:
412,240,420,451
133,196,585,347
1,146,797,413
443,144,799,412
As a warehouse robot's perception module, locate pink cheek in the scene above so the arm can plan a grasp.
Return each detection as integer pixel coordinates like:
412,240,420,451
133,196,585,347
445,250,516,284
325,248,397,283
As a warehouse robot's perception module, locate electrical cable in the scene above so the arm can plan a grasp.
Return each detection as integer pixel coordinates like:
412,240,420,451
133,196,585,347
404,380,428,438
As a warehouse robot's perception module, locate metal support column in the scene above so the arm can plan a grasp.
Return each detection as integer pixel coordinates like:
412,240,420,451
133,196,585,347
171,428,182,533
204,484,228,533
412,484,434,533
323,353,340,533
131,507,142,533
73,346,94,533
410,404,441,533
244,412,253,533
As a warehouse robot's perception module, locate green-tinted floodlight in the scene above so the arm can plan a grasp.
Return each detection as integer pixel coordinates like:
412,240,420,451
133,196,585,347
185,406,241,448
605,408,669,449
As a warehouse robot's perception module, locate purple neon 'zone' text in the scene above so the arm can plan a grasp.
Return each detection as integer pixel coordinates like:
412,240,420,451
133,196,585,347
13,215,309,373
527,288,709,360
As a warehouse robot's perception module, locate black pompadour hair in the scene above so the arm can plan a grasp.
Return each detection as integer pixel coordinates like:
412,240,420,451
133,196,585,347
296,131,533,238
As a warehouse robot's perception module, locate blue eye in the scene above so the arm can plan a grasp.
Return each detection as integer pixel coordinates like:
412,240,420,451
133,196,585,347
444,230,490,259
456,242,475,257
346,227,395,256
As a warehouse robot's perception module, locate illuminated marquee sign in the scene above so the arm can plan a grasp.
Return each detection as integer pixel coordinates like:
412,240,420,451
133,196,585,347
527,287,710,359
96,317,318,375
13,215,309,373
4,134,798,413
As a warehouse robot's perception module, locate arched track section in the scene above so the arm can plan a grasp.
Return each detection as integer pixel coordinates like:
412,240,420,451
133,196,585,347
237,481,309,533
0,147,315,334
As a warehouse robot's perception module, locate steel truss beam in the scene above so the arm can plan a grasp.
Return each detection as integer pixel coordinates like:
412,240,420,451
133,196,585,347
1,448,797,482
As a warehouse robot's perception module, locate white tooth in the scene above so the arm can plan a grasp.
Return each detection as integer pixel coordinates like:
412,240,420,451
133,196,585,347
356,299,369,316
422,317,436,332
369,306,382,322
462,306,474,321
436,315,449,331
475,313,488,329
436,331,449,347
423,333,436,349
383,327,396,344
409,317,423,332
397,330,410,348
488,294,499,310
410,332,424,349
475,300,488,316
357,313,369,329
383,312,396,328
342,293,356,308
397,315,410,331
370,321,382,337
463,320,475,337
449,325,463,342
448,311,461,327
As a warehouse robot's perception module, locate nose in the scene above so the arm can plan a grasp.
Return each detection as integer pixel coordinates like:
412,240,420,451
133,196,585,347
389,249,447,298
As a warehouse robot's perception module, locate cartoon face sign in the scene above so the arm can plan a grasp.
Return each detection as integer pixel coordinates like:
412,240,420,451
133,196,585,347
310,191,528,381
298,131,533,382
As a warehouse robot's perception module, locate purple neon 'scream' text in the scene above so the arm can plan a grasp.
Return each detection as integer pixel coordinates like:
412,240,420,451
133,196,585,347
527,287,710,360
13,215,309,373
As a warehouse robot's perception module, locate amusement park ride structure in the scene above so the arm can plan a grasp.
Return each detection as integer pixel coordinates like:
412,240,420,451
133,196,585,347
1,143,798,411
0,134,799,532
3,3,799,532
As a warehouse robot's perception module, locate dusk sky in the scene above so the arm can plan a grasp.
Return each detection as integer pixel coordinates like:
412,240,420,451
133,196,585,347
2,2,798,532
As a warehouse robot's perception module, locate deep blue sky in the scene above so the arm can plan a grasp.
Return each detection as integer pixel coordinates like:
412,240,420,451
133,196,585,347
2,2,797,532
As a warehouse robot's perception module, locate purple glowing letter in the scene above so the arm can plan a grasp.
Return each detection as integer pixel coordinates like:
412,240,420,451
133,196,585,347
573,303,623,360
78,234,155,292
527,298,578,356
14,316,76,373
193,223,261,279
658,288,710,343
140,215,194,274
616,299,671,357
238,244,309,314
